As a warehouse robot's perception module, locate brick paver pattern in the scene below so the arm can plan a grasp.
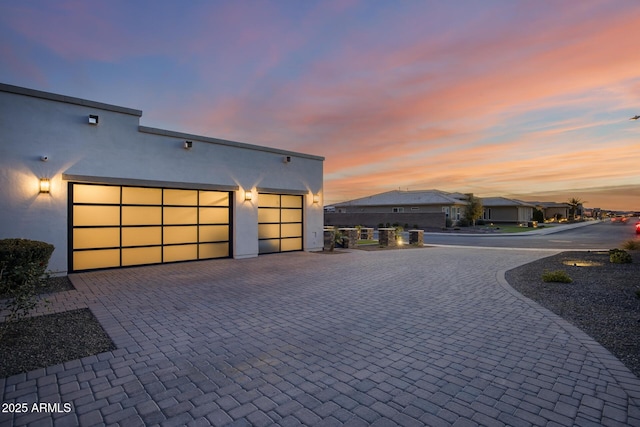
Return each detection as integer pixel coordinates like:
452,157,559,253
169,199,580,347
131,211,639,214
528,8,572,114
1,247,639,426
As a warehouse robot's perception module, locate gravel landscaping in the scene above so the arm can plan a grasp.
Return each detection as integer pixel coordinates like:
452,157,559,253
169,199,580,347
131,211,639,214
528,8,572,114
506,250,640,378
0,277,115,378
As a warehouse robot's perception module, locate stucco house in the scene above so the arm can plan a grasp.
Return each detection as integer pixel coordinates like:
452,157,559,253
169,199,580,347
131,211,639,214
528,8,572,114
333,190,467,218
326,190,537,227
480,197,535,224
0,83,324,274
325,190,465,229
526,201,571,221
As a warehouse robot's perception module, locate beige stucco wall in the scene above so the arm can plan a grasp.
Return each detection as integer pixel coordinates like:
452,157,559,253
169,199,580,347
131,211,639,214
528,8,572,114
483,206,533,223
339,204,461,214
544,207,569,220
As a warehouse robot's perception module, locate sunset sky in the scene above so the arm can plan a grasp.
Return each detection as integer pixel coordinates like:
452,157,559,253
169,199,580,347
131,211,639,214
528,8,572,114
2,1,639,210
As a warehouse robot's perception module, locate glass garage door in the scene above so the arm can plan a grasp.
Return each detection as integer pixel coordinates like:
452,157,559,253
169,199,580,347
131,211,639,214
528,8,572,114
70,183,231,271
258,194,303,254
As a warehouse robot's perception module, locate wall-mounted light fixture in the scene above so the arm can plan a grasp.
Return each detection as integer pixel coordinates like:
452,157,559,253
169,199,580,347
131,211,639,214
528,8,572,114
39,178,51,194
184,141,193,150
283,155,291,163
88,114,99,125
244,190,253,201
313,194,320,204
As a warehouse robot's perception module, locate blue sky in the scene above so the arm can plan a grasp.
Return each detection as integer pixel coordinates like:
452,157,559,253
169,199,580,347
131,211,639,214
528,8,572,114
2,0,640,210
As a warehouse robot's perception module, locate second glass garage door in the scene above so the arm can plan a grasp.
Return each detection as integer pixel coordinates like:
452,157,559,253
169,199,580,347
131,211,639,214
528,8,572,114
257,194,303,254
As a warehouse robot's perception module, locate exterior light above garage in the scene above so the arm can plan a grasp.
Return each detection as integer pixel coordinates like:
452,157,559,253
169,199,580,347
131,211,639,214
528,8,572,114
244,190,253,201
184,141,192,150
313,194,320,204
39,178,50,193
88,114,98,125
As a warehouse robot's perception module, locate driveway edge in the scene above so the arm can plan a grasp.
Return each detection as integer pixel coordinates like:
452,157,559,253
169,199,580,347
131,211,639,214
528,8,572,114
497,260,640,407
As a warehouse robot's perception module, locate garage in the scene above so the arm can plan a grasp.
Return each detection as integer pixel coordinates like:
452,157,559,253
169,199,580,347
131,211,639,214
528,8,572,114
1,84,324,273
70,183,231,271
257,193,303,254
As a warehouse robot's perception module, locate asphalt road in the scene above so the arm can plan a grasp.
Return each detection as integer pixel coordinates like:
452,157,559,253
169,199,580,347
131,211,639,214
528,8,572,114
422,220,640,250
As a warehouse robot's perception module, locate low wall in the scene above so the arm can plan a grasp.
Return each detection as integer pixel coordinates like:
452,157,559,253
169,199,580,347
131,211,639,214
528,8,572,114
324,212,445,229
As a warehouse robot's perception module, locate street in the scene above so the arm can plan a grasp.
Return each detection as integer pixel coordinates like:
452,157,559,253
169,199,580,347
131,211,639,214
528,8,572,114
423,220,639,250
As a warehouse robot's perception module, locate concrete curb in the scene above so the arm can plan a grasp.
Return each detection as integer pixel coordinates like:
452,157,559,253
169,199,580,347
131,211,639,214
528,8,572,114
424,220,602,237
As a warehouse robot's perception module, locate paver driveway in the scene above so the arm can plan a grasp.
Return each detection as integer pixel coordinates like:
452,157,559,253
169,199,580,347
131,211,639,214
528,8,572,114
2,247,639,426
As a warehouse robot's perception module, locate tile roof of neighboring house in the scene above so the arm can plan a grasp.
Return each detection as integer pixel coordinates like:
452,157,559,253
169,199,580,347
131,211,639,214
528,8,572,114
334,190,467,207
334,190,544,208
481,197,536,207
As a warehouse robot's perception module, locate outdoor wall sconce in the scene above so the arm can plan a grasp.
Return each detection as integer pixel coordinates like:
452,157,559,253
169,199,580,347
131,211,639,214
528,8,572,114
184,141,192,150
244,190,253,201
313,194,320,204
39,178,51,194
283,156,291,163
88,115,99,125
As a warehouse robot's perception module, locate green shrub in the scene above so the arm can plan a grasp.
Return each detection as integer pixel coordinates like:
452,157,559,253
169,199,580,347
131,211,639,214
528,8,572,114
542,270,572,283
532,209,545,223
609,248,632,264
621,240,640,251
0,239,54,321
458,218,470,227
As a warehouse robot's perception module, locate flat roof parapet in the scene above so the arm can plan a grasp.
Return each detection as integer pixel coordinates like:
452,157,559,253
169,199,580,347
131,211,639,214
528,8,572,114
1,82,324,161
139,126,324,161
0,83,143,117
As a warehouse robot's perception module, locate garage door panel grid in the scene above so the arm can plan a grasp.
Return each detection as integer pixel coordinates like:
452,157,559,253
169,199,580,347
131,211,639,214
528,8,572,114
70,183,231,271
258,193,303,254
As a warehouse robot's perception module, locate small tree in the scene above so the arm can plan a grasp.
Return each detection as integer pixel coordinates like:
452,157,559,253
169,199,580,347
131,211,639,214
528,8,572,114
567,197,585,221
532,209,545,223
464,194,483,226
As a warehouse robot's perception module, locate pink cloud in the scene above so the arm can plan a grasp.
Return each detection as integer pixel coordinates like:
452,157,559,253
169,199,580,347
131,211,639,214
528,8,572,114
10,1,633,208
0,42,47,86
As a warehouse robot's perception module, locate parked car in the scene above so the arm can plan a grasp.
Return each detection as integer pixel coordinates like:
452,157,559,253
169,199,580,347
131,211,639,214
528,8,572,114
636,221,640,234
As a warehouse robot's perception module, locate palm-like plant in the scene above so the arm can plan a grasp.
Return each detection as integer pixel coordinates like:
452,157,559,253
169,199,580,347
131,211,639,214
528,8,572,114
567,197,585,221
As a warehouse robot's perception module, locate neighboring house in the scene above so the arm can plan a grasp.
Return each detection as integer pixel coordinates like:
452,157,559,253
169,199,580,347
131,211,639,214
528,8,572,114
526,201,571,221
333,189,467,217
325,190,466,229
583,207,602,219
327,190,538,227
0,83,324,274
481,198,535,224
